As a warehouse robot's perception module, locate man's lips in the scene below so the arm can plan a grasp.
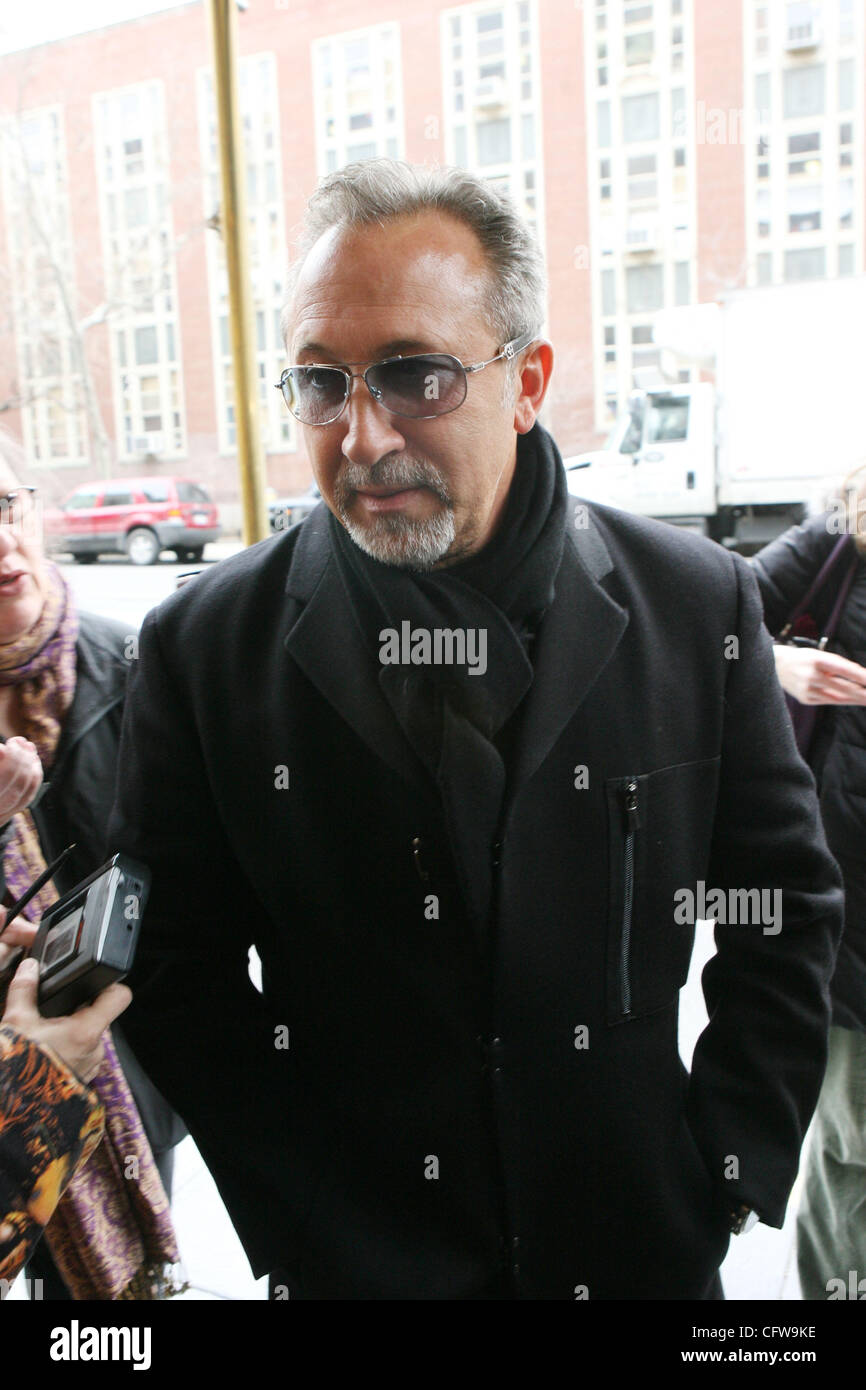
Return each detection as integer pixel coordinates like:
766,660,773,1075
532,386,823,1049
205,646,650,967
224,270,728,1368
353,486,428,513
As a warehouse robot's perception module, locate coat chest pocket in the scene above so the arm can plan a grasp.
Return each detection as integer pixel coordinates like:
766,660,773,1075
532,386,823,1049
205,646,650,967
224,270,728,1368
605,757,720,1026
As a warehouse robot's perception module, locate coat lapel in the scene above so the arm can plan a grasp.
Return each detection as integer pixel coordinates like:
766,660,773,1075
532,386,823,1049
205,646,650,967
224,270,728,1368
283,501,630,805
510,511,629,795
282,506,430,791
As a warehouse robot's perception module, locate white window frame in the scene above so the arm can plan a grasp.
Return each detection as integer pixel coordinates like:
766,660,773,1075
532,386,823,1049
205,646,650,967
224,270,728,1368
311,22,405,177
198,54,295,457
1,106,89,468
93,79,187,461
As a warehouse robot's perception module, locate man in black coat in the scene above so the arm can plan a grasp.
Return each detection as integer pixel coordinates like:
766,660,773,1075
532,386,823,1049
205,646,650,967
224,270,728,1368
108,160,843,1300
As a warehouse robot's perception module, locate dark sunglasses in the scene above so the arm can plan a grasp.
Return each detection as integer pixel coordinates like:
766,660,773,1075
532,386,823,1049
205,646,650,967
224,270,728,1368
274,330,535,426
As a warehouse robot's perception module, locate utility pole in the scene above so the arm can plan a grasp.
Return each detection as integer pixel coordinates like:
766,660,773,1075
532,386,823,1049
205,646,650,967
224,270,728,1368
207,0,268,545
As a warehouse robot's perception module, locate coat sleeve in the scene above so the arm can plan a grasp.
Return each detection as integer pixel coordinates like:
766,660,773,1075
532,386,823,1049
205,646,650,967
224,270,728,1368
105,606,297,1277
749,511,838,634
685,550,844,1228
0,1025,104,1288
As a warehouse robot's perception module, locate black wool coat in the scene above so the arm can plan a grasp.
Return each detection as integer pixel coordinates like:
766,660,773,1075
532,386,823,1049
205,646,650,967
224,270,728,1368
752,512,866,1032
108,497,843,1300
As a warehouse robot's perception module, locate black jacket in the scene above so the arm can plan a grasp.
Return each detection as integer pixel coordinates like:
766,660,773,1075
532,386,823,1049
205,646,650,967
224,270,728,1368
752,513,866,1032
108,499,843,1300
0,610,131,898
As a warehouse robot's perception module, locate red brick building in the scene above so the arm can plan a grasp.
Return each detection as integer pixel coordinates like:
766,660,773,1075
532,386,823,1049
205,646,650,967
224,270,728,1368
0,0,861,524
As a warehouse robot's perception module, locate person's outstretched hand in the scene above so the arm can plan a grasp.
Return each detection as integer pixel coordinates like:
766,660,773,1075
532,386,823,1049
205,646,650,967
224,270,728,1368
1,955,131,1083
0,737,43,821
773,645,866,706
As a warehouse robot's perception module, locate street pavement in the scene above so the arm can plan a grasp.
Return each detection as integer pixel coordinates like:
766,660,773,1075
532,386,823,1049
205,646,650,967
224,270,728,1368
10,544,807,1300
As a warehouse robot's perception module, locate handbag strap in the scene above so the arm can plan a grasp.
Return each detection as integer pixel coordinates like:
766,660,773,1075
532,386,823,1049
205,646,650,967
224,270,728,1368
779,534,855,637
817,552,859,648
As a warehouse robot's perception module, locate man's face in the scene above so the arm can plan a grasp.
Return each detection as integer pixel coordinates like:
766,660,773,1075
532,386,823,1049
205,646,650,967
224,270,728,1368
287,212,536,570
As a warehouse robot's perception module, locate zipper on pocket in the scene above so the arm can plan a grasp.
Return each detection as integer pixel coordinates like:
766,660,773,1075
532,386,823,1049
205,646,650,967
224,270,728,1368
619,778,640,1016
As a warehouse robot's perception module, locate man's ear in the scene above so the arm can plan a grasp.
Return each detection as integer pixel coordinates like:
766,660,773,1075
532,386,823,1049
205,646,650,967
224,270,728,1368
513,340,553,435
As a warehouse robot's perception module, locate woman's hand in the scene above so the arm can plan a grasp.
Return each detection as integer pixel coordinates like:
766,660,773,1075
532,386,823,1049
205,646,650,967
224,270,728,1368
772,645,866,706
0,905,38,974
2,956,131,1083
0,737,43,821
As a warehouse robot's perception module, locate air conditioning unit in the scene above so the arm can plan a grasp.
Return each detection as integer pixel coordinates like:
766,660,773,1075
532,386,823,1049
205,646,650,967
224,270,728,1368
132,431,164,454
473,76,508,111
785,10,821,50
624,219,659,252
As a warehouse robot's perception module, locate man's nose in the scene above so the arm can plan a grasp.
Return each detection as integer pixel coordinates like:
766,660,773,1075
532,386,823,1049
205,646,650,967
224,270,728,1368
339,374,407,467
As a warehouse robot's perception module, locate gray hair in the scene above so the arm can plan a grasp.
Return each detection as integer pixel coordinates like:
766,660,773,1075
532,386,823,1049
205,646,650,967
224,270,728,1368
280,159,546,351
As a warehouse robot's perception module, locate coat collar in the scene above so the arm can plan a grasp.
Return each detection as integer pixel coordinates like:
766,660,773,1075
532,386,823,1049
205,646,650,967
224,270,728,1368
51,618,128,783
508,507,628,794
282,499,629,796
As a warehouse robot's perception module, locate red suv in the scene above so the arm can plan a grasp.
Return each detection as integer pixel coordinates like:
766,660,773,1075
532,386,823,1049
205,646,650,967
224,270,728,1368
45,477,222,566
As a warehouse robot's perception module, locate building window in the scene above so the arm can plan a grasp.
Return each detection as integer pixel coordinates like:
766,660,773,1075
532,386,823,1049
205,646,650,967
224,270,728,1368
784,246,826,280
625,263,664,314
674,261,690,305
755,72,770,119
622,92,660,143
1,108,88,465
838,243,855,275
597,99,612,147
625,30,654,67
757,188,771,236
839,0,854,42
601,267,616,316
627,153,657,202
782,64,825,119
199,56,294,455
787,130,821,176
756,252,773,284
838,59,854,112
477,117,511,164
443,1,544,232
94,82,185,459
787,184,822,233
312,24,403,175
839,179,854,230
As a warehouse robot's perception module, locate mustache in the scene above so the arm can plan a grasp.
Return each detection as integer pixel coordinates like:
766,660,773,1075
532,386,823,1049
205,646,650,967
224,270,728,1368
335,454,453,507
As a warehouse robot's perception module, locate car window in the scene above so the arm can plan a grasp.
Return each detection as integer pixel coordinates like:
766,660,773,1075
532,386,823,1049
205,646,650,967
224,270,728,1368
102,489,133,506
141,483,170,502
176,482,211,504
66,491,100,509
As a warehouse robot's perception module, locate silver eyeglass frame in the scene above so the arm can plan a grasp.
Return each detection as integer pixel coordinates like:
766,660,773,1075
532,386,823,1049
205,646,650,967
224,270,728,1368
274,328,536,425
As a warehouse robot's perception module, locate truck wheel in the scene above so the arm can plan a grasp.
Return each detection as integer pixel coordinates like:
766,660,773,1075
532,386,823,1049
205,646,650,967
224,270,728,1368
125,528,161,566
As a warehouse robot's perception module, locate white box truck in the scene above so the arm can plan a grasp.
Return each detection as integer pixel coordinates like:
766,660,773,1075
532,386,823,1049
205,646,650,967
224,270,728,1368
565,275,866,550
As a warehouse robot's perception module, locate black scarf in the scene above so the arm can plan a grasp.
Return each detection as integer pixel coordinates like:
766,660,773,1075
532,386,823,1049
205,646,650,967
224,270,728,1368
330,421,568,933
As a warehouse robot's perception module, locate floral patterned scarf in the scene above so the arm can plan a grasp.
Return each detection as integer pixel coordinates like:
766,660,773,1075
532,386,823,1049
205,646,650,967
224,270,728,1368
0,563,181,1298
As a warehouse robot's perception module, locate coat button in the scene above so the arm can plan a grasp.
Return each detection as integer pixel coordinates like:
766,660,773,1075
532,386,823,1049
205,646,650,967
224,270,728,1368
491,840,503,867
